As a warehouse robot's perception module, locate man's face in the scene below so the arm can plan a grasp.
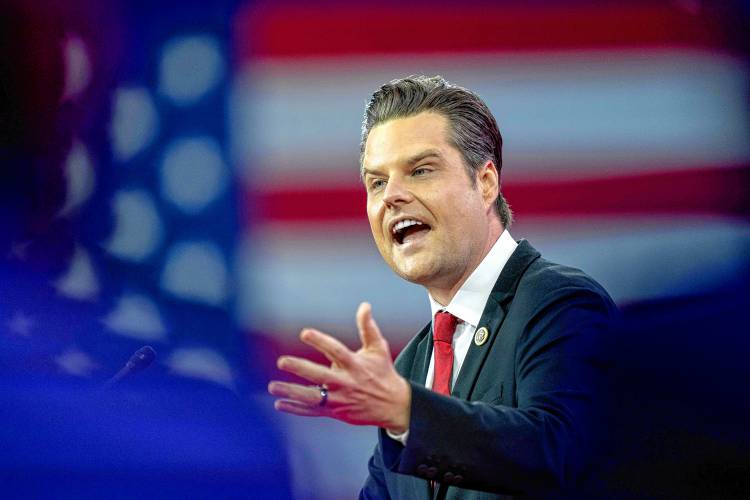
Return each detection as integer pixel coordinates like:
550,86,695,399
362,111,498,294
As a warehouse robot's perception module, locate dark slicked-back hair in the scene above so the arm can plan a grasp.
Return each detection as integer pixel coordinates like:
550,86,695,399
360,75,512,227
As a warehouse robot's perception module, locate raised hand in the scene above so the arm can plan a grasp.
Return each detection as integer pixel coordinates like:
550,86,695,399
268,302,411,433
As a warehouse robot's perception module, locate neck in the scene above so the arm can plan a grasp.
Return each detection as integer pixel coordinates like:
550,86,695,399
428,220,504,306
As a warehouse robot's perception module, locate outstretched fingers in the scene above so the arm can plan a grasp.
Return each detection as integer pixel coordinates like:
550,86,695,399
277,355,341,386
268,380,325,407
299,328,356,369
356,302,388,353
274,399,328,417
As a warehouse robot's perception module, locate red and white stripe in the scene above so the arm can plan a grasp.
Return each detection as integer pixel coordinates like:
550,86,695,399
231,2,750,349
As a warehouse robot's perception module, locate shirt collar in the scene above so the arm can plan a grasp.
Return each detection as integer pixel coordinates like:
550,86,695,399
429,230,518,327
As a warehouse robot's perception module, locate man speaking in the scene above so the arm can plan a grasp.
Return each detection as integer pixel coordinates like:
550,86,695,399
268,75,618,499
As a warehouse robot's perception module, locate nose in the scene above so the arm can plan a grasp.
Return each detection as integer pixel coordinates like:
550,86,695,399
382,176,413,208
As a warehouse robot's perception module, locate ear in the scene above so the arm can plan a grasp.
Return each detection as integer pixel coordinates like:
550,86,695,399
476,160,499,211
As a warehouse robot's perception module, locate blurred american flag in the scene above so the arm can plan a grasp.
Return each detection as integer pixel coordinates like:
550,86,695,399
231,1,750,353
2,2,748,498
226,3,750,498
0,0,257,391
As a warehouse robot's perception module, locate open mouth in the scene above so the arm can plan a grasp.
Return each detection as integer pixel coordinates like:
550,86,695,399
392,219,431,245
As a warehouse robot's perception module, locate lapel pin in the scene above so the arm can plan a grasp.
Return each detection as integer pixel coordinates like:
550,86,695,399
474,327,489,346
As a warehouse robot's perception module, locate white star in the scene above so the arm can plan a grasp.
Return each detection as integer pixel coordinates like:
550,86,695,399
54,245,99,301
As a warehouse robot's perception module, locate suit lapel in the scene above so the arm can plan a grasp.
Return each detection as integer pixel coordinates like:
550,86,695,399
410,323,433,385
451,240,541,401
394,323,434,500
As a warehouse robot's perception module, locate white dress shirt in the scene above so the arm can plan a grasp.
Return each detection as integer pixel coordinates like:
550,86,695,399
387,230,518,443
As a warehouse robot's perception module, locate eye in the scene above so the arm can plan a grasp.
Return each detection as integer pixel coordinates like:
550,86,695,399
413,166,431,176
369,178,386,191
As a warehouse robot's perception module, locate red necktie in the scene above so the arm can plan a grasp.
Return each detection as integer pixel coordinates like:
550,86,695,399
432,311,458,396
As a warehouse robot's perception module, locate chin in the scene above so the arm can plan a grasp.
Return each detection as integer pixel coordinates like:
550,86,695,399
392,259,437,286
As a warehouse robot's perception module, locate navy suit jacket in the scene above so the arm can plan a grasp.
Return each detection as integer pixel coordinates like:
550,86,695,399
361,240,618,499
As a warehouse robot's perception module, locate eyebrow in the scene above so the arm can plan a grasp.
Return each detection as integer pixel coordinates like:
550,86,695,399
362,149,444,177
405,149,443,165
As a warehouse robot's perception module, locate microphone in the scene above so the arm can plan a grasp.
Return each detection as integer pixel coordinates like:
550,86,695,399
104,346,157,387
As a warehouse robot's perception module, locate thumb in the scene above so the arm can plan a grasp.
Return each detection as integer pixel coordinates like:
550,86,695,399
356,302,388,353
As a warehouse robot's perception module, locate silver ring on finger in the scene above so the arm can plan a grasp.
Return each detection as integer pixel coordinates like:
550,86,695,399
317,384,329,407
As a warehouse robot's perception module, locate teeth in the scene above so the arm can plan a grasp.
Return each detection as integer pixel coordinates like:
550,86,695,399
392,219,423,234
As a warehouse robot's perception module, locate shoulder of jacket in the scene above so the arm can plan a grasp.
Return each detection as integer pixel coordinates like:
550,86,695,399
516,257,614,307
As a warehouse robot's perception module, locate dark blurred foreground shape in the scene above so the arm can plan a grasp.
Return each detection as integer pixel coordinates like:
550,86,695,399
607,279,750,499
0,376,292,499
1,1,292,498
